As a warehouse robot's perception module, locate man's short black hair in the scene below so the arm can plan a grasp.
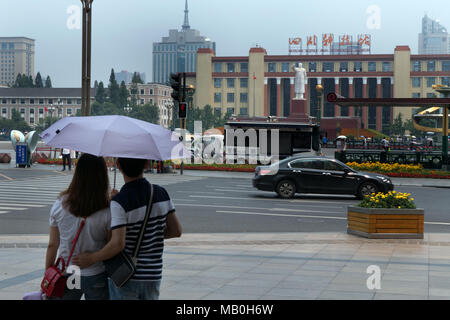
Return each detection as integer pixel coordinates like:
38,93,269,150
118,158,147,178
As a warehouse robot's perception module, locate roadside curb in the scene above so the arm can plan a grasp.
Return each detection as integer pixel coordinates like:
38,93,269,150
4,232,450,247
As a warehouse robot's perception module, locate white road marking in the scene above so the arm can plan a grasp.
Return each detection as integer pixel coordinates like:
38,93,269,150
0,203,46,207
175,203,343,214
189,194,358,205
0,207,27,210
214,209,450,227
216,210,347,220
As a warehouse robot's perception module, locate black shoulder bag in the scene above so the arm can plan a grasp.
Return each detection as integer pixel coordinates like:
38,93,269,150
104,184,154,288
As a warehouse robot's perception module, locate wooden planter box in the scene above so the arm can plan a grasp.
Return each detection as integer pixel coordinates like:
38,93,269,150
347,206,424,239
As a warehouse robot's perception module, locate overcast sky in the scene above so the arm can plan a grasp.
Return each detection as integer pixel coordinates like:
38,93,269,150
3,0,450,87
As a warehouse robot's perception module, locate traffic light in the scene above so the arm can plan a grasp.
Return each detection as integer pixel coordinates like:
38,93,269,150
170,73,182,103
179,102,187,119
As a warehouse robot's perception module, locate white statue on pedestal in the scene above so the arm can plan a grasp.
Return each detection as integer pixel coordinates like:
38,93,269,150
293,62,307,100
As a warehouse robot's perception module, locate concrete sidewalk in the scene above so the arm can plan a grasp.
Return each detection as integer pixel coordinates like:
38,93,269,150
1,232,450,300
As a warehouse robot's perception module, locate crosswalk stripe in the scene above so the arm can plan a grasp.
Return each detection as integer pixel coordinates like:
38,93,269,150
0,203,46,207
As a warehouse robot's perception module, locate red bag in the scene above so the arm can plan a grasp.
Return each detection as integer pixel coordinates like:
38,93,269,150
41,257,67,298
41,219,86,299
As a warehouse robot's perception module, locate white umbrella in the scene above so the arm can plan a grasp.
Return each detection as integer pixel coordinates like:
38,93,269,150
40,116,190,188
40,115,189,160
337,135,347,140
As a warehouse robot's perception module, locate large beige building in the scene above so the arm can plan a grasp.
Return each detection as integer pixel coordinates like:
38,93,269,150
188,46,450,134
126,83,173,128
0,37,35,86
0,88,94,127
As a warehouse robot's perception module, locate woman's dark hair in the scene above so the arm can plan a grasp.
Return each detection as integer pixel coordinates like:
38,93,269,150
60,153,110,218
118,158,147,178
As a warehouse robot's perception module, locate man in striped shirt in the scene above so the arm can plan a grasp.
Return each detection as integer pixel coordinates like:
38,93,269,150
73,157,182,300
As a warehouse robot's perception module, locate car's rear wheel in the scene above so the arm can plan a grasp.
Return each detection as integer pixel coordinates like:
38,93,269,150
357,181,379,199
276,180,296,199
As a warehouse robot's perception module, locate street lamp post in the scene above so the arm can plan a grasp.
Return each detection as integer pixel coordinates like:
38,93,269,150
315,84,323,125
81,0,93,117
432,85,450,164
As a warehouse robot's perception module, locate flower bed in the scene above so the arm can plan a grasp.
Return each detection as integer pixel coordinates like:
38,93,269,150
358,191,416,209
346,162,450,179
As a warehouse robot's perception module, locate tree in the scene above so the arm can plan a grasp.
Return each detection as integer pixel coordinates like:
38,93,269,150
27,75,34,88
108,69,120,106
129,103,160,124
34,116,58,133
132,72,143,84
45,76,52,88
91,101,123,116
94,80,99,89
95,81,107,104
35,72,43,88
0,109,32,133
389,113,405,136
118,81,129,109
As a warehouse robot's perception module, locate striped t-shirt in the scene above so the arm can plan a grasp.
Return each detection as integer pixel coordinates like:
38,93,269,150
111,178,175,281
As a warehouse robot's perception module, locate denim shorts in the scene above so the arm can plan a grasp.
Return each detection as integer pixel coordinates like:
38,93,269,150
109,279,161,300
61,272,109,300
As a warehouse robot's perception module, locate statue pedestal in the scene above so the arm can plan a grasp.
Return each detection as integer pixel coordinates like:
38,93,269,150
289,99,310,122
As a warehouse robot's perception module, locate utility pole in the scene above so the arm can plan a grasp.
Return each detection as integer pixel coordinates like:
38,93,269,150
81,0,93,116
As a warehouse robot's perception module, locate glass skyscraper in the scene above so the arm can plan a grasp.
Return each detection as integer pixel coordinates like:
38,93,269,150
419,15,450,54
152,0,215,85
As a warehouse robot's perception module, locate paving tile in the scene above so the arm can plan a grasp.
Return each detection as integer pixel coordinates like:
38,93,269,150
274,280,329,291
264,287,322,299
374,293,428,300
291,269,340,278
202,293,264,300
238,272,287,282
300,264,344,272
259,294,307,300
378,285,428,296
318,290,375,300
429,296,450,300
429,288,450,297
227,278,281,288
214,285,272,296
324,283,373,293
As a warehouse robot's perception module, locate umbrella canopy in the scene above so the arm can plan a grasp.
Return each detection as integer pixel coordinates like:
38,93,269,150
337,135,347,140
40,115,190,160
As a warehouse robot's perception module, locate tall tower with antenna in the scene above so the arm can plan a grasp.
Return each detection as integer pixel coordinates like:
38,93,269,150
182,0,190,31
153,0,216,84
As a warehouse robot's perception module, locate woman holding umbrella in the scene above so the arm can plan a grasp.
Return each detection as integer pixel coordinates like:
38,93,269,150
44,154,112,300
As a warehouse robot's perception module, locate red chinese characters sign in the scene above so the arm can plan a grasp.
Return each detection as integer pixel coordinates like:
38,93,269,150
289,33,371,55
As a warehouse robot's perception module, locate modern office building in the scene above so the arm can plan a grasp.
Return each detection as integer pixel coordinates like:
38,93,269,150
126,83,173,128
152,0,216,85
0,88,95,127
186,46,450,134
115,70,146,85
419,15,450,55
0,37,35,86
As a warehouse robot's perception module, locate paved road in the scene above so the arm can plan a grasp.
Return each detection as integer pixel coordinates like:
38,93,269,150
0,167,450,235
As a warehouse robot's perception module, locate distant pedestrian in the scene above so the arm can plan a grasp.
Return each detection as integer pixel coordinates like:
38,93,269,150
62,148,71,171
381,137,389,152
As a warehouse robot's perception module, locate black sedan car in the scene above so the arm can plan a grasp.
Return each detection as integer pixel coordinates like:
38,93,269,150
253,156,394,199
